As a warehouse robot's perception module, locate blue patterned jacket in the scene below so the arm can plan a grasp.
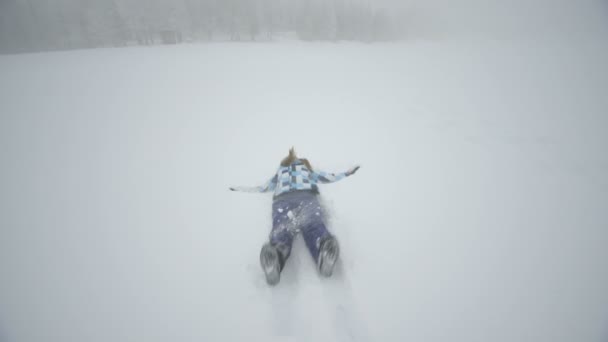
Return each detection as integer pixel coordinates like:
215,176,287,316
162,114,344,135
232,159,357,198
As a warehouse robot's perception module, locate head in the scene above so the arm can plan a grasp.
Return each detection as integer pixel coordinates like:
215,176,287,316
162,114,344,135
280,147,313,170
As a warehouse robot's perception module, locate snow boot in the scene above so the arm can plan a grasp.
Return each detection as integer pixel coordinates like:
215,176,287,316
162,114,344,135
260,243,282,286
318,236,339,277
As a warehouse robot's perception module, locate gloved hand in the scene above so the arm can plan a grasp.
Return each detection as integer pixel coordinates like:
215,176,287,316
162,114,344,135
346,165,360,176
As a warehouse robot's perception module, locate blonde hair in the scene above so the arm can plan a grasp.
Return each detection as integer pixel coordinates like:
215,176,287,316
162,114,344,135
280,147,313,170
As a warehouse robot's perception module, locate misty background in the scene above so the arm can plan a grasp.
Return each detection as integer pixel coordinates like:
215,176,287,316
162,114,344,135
3,0,608,54
1,1,608,342
0,0,400,54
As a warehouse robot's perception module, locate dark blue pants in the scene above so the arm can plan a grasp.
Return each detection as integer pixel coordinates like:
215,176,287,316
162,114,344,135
269,191,331,268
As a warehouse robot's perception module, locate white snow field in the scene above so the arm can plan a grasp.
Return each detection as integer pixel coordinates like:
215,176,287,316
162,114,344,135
2,20,608,342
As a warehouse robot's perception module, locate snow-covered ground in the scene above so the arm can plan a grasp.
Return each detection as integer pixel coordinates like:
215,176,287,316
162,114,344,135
1,35,608,341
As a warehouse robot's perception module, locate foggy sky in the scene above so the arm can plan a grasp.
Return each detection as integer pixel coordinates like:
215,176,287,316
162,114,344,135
395,0,608,39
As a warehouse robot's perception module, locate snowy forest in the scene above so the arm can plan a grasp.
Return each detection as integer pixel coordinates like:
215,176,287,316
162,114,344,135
0,0,399,54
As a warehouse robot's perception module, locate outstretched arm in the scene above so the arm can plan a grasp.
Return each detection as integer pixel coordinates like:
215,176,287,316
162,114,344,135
311,165,360,184
230,174,278,193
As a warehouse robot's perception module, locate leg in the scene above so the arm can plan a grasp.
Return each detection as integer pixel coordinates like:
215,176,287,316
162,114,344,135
301,211,339,276
260,199,297,285
301,219,332,263
301,197,337,265
269,200,298,270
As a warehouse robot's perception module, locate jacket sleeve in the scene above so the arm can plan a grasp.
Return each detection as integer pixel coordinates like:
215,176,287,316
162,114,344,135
310,165,359,184
231,174,278,193
310,170,347,184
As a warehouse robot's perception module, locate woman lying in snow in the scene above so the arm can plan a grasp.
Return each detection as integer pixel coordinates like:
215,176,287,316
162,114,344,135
230,148,360,285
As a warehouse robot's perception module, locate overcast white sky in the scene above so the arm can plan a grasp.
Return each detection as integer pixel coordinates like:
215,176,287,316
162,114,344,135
389,0,608,39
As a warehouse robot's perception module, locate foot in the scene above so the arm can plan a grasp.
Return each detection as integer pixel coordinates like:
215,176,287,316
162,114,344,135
260,243,281,286
318,237,339,277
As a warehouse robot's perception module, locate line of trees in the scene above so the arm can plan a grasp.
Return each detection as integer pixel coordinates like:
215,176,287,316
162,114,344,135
0,0,398,54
